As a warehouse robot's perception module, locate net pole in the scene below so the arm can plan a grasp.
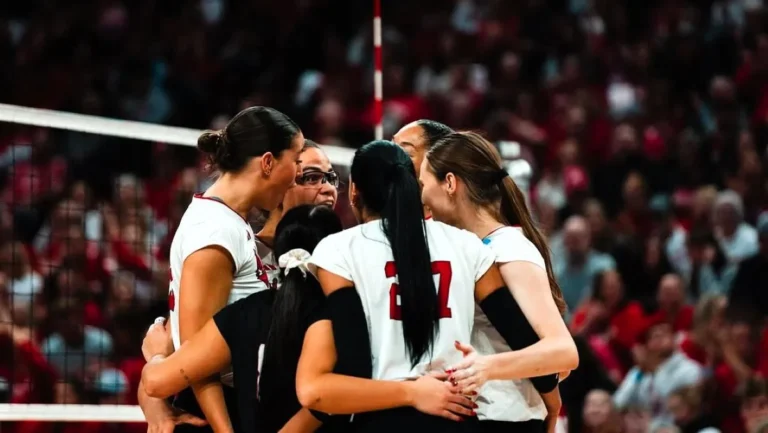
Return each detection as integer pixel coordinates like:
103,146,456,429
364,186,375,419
373,0,383,140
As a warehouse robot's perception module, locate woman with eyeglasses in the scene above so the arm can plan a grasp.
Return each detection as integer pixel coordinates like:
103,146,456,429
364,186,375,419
253,140,340,290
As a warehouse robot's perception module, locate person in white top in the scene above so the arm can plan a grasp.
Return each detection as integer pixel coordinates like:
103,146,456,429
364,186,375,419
420,131,578,433
295,141,569,433
138,106,305,433
253,139,340,290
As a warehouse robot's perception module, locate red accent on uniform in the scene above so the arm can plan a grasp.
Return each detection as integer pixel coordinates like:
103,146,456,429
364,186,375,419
255,254,270,285
168,289,176,312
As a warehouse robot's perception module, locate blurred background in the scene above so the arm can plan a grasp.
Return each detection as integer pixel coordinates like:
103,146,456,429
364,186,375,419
1,0,768,432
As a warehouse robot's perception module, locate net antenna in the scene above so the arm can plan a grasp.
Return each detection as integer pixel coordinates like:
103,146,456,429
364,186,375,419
373,0,383,140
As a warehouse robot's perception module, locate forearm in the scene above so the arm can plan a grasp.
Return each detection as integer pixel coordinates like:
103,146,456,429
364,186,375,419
191,378,233,433
486,337,577,381
138,379,173,420
279,408,323,433
298,374,412,414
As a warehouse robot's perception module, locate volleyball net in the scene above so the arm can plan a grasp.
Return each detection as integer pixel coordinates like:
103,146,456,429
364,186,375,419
0,102,355,425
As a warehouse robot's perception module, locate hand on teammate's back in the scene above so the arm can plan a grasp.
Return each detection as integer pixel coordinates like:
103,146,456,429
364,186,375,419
447,341,491,395
405,373,477,421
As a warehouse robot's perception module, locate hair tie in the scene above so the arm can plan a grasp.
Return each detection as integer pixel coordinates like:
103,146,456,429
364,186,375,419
278,248,312,279
494,169,508,184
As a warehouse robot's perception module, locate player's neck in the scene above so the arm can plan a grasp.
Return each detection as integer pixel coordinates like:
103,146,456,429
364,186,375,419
204,175,258,219
460,208,503,240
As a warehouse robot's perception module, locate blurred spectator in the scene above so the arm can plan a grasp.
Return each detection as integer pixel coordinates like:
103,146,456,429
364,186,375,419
712,191,759,264
40,299,112,379
613,321,704,425
680,295,728,368
667,385,720,433
730,214,768,316
554,216,617,311
571,270,646,374
582,389,622,433
738,378,768,433
650,274,695,333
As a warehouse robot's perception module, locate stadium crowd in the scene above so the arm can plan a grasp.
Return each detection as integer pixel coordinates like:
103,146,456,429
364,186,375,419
1,0,768,433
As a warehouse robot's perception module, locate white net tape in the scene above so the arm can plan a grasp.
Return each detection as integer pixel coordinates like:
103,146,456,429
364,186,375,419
0,103,350,423
0,103,355,167
0,404,144,422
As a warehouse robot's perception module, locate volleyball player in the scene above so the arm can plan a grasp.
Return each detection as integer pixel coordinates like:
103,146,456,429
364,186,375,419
397,120,568,432
138,106,304,433
393,120,454,218
140,205,465,433
421,131,577,433
253,140,340,290
295,141,573,433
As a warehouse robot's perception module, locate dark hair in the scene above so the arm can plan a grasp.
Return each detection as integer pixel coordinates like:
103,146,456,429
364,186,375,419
425,131,567,315
415,119,454,148
260,205,342,414
351,140,436,366
303,139,321,150
737,377,768,403
197,106,301,172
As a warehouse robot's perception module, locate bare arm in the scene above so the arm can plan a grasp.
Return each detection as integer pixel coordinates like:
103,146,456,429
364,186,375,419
143,319,232,399
474,263,578,380
178,246,236,433
295,268,472,420
295,319,414,413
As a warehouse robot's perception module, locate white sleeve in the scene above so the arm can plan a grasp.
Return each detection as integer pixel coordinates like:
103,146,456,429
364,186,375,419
491,229,546,269
309,234,353,281
462,232,496,281
180,222,243,271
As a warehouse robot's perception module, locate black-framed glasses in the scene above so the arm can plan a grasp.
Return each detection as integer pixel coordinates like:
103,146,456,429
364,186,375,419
296,170,340,188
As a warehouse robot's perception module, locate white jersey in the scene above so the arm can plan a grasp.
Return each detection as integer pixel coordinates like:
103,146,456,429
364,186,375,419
472,226,547,422
168,194,271,351
310,219,495,381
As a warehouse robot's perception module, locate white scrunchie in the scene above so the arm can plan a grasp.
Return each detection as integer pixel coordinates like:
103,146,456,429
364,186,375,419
278,248,312,278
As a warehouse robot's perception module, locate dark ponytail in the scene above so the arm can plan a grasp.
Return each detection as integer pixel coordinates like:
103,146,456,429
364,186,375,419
259,205,343,414
426,131,567,315
352,141,438,366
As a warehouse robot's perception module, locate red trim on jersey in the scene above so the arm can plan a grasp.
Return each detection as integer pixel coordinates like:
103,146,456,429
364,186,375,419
193,193,248,222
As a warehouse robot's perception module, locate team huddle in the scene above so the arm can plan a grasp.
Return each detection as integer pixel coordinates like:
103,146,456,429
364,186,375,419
137,107,579,433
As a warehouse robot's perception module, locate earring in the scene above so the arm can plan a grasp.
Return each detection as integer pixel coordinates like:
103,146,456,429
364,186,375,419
264,169,271,176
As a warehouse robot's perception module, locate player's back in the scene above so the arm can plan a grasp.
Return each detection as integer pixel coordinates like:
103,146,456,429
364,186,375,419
312,218,494,380
311,218,493,433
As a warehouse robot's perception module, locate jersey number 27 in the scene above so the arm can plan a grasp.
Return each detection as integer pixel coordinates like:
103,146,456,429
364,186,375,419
385,261,453,320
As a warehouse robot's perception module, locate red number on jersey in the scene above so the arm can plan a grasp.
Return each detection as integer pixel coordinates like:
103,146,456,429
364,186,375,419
385,261,453,320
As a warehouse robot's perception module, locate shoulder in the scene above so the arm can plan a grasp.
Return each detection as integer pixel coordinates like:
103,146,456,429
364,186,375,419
488,227,545,269
426,220,485,247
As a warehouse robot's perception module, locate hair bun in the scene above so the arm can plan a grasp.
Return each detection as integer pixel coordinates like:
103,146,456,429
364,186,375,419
197,130,224,154
197,130,233,170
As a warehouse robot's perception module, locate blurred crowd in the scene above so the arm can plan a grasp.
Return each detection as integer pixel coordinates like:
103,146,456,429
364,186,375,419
1,0,768,433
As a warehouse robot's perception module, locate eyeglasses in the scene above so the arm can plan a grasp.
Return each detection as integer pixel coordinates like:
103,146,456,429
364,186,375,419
296,170,339,188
